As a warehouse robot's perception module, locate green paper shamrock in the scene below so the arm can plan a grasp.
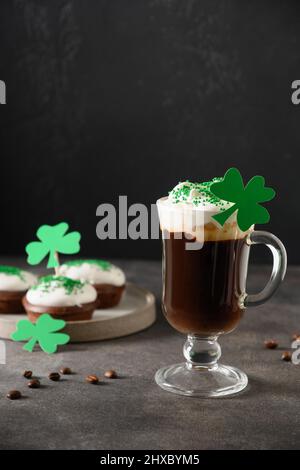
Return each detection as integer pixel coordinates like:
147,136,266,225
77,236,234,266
210,168,276,231
11,313,70,354
25,222,81,268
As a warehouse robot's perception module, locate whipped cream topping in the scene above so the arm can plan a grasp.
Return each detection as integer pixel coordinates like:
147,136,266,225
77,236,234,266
26,275,97,307
158,179,250,241
0,266,37,292
168,179,231,211
58,260,126,287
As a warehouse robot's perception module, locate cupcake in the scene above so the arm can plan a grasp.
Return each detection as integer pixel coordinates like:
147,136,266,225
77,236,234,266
0,265,37,313
59,259,126,309
22,275,97,322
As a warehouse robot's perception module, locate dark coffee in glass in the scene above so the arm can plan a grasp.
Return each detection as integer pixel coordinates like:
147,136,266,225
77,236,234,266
162,231,250,336
155,195,287,397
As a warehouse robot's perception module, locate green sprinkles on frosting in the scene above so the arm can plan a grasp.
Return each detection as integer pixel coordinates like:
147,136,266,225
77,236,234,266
0,265,25,280
64,259,111,271
33,275,85,295
168,177,227,209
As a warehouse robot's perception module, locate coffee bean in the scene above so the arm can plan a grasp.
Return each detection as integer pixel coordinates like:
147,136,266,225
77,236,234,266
292,333,300,341
104,370,117,379
23,370,33,379
86,375,99,384
28,379,40,389
60,367,72,375
264,339,278,349
48,372,60,381
7,390,21,400
281,351,292,362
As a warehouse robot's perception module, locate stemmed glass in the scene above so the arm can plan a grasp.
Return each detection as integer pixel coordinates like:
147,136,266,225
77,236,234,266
155,197,287,397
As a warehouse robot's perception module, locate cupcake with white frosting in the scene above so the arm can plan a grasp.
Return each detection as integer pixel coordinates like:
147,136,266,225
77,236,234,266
23,275,97,322
59,259,126,309
0,265,37,313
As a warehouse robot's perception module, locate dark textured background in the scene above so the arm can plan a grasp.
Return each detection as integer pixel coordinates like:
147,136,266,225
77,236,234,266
0,0,299,262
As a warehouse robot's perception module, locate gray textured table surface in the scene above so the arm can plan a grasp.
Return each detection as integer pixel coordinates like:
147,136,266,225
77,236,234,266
0,259,299,450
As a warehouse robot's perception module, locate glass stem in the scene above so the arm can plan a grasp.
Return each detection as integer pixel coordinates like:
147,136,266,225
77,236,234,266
183,335,221,370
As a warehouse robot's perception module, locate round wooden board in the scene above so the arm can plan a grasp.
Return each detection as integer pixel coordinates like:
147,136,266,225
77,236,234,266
0,283,156,343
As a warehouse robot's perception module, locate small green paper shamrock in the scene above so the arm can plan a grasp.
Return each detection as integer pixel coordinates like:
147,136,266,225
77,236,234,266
11,314,70,354
25,222,81,268
210,168,276,231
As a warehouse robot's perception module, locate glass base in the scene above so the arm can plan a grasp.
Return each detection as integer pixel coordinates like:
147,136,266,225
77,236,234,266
155,362,248,398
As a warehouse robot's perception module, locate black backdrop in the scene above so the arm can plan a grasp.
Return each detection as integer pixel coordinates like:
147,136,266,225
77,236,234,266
0,0,299,263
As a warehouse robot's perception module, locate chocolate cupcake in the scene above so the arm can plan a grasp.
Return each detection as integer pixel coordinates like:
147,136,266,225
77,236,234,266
0,265,37,313
23,275,97,322
59,260,126,309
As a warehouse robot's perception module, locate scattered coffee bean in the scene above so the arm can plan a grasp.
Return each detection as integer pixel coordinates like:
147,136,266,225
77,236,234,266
7,390,21,400
104,370,117,379
60,367,72,375
48,372,60,381
281,351,292,362
264,339,278,349
86,375,99,384
23,370,33,379
28,379,40,389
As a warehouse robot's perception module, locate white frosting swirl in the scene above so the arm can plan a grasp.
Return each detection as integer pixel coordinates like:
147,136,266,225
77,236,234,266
26,276,97,307
58,261,125,287
0,269,37,292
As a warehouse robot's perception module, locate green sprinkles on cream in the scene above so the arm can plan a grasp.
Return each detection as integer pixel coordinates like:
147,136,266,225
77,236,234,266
0,265,25,280
64,259,111,271
33,275,85,295
168,178,227,209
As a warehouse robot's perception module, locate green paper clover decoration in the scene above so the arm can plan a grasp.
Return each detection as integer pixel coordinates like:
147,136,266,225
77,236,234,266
26,222,81,268
210,168,276,231
14,221,81,353
11,314,70,354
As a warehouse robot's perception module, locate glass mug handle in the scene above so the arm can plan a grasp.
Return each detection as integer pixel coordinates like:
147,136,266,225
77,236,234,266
244,231,287,307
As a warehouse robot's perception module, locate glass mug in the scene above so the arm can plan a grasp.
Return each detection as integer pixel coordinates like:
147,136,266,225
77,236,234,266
155,197,287,397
